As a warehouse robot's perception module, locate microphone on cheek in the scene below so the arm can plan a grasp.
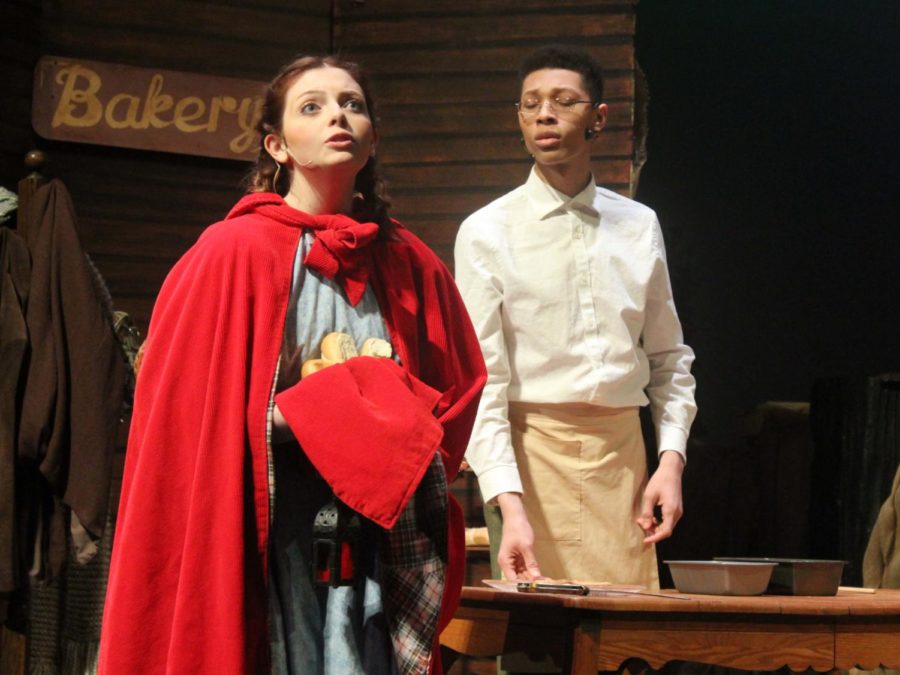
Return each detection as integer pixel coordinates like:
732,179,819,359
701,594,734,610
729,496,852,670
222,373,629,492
584,128,597,140
285,145,313,168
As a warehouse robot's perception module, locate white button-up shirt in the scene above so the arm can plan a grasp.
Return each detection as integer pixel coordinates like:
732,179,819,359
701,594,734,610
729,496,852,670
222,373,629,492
454,169,697,503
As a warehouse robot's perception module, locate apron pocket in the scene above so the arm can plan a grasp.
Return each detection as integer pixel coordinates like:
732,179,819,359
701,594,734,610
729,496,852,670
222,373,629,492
512,426,583,543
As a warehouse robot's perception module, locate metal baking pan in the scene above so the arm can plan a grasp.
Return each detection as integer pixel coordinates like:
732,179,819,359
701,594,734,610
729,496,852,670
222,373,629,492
715,557,846,595
665,560,776,596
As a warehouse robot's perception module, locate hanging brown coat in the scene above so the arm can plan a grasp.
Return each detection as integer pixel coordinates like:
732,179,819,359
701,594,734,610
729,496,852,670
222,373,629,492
16,180,127,581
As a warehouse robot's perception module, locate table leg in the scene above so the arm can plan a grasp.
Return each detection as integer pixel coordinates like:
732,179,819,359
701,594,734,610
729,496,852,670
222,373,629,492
570,619,602,675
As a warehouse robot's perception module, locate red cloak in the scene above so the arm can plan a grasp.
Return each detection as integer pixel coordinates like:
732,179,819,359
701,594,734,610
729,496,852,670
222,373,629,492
98,193,485,674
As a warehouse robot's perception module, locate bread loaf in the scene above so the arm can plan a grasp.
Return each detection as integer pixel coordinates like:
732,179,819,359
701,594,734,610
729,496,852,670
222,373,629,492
359,337,392,359
300,358,331,379
301,332,391,379
320,331,358,362
464,527,490,547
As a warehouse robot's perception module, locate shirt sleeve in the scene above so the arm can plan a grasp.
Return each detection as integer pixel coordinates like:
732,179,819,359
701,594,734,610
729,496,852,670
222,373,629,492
454,218,524,503
643,215,698,460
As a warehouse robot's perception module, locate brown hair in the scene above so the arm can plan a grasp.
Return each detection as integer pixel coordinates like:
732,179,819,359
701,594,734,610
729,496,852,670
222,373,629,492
245,55,392,230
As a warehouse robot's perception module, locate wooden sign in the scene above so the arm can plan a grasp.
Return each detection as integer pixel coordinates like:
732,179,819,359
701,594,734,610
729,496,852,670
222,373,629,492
32,55,266,161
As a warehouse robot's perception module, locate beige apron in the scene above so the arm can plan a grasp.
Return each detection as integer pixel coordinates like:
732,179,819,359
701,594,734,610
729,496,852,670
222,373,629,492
508,401,659,588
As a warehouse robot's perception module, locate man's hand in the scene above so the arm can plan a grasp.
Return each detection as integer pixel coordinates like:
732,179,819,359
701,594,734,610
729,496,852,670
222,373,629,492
636,450,684,544
496,492,543,581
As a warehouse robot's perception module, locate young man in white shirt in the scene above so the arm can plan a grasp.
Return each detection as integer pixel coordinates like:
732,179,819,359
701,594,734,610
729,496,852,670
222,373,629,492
455,45,697,587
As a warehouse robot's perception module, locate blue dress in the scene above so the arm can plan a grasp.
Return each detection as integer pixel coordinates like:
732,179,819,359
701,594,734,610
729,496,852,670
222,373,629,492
268,231,397,675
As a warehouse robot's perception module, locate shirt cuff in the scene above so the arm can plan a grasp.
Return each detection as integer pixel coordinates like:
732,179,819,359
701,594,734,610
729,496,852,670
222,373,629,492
658,425,689,464
475,464,524,505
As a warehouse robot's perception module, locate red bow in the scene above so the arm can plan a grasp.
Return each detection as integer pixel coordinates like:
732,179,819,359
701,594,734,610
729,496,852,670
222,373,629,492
302,214,379,306
234,196,380,306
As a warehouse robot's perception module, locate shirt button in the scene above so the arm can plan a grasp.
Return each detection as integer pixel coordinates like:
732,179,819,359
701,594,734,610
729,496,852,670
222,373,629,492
573,226,582,239
580,273,589,285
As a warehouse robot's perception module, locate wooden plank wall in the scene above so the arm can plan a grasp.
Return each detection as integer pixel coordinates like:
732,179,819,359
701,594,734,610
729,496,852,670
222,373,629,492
29,0,332,335
334,0,637,266
0,0,41,189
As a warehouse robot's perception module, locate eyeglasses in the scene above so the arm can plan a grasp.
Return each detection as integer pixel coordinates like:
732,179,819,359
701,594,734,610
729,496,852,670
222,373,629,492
515,96,595,119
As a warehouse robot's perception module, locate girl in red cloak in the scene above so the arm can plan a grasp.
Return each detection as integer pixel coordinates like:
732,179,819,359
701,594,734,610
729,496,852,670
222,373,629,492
98,55,486,675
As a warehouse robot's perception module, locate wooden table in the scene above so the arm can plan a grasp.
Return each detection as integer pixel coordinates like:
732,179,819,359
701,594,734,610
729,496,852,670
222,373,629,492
440,586,900,673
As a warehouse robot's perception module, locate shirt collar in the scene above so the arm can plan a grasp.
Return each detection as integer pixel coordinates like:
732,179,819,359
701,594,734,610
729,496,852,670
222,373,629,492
524,167,599,220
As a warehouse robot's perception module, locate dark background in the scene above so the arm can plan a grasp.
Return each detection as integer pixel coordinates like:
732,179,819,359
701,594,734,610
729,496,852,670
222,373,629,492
633,0,900,445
